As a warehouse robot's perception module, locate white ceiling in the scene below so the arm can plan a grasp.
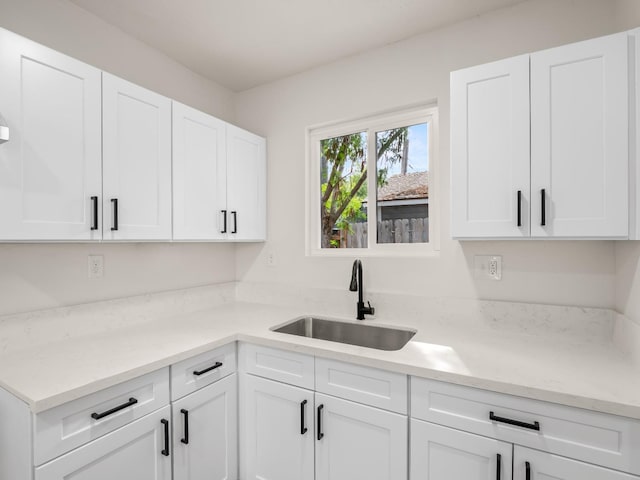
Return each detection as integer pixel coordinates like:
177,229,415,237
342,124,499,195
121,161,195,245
69,0,526,92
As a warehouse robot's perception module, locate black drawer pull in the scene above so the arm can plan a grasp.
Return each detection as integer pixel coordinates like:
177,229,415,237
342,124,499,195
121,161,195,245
221,210,227,234
180,409,189,445
517,191,522,227
540,189,546,226
161,418,170,456
91,196,99,231
91,397,138,420
490,411,540,431
496,453,501,480
111,198,118,231
193,361,223,376
300,399,308,435
231,211,237,234
317,404,324,440
525,461,531,480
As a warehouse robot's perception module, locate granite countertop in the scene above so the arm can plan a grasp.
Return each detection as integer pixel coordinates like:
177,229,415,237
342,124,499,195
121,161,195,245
0,291,638,419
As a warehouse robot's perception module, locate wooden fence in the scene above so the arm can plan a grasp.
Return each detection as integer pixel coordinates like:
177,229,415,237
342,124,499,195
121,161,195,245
344,218,429,247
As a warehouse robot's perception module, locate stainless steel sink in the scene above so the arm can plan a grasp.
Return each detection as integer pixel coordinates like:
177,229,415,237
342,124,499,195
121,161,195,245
271,316,416,351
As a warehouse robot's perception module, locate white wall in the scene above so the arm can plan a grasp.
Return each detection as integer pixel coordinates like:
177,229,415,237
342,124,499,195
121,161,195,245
234,0,624,308
0,0,237,315
2,0,639,317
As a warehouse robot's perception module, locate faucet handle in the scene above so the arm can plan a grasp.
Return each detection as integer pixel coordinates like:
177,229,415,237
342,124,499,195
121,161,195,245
366,301,375,315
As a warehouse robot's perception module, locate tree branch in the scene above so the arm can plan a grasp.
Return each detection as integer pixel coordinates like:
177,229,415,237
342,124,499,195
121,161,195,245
332,169,368,223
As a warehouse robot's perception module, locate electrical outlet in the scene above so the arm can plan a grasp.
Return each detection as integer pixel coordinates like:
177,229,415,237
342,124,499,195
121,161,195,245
267,251,276,267
88,255,104,278
474,255,502,281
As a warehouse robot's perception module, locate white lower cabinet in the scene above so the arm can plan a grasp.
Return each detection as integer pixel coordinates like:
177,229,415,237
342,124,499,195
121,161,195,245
172,374,237,480
239,346,409,480
411,377,640,480
410,419,512,480
35,406,172,480
514,446,639,480
240,374,315,480
315,393,407,480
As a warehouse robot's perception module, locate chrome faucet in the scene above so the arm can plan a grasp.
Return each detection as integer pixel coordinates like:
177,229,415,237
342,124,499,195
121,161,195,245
349,259,375,320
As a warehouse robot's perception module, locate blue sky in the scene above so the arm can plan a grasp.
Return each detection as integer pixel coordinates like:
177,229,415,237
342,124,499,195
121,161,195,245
383,122,429,176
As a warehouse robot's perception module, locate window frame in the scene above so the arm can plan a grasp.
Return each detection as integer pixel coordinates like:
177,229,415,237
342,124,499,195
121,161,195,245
306,105,440,257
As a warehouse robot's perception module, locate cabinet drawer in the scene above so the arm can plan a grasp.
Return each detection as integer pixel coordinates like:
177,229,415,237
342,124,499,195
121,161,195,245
411,377,640,475
34,368,170,466
239,343,314,389
171,343,236,400
514,445,640,480
316,358,407,414
35,405,172,480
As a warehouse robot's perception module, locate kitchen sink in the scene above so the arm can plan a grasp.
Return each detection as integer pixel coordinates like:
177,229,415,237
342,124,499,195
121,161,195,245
271,316,416,351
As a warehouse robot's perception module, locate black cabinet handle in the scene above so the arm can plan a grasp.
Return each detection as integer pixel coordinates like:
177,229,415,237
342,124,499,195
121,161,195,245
231,211,237,234
111,198,118,231
91,196,99,231
91,397,138,420
496,453,501,480
300,400,308,435
161,418,170,456
193,361,223,376
516,190,522,227
317,404,324,440
526,461,531,480
180,409,189,445
540,189,546,226
221,210,227,234
490,411,540,431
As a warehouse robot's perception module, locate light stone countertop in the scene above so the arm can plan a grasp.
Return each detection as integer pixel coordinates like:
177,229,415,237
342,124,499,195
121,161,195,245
0,292,638,419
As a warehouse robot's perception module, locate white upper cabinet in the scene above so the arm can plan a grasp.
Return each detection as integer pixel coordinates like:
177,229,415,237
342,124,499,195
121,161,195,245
172,102,227,241
226,124,267,241
531,32,629,238
102,73,172,241
0,28,102,240
451,31,631,240
0,28,264,243
451,55,530,239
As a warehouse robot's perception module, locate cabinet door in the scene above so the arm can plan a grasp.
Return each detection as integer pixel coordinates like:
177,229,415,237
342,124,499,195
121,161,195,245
531,32,628,238
226,124,266,241
0,28,102,240
514,446,638,480
240,374,314,480
411,419,512,480
172,101,227,241
315,393,407,480
102,73,172,240
450,55,530,238
173,374,237,480
35,406,171,480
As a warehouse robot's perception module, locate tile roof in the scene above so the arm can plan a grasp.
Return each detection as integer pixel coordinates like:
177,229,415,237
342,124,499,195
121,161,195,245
377,171,429,201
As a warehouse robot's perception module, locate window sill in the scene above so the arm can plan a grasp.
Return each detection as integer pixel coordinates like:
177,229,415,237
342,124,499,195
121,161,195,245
306,245,441,258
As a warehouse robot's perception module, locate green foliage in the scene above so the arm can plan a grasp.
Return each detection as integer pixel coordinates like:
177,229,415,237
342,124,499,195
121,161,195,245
320,128,408,248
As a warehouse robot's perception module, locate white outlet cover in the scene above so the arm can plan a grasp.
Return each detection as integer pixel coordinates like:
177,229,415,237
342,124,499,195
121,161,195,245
88,255,104,278
474,255,502,281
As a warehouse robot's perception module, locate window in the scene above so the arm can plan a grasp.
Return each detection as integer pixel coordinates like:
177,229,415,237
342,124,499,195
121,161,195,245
307,106,439,256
